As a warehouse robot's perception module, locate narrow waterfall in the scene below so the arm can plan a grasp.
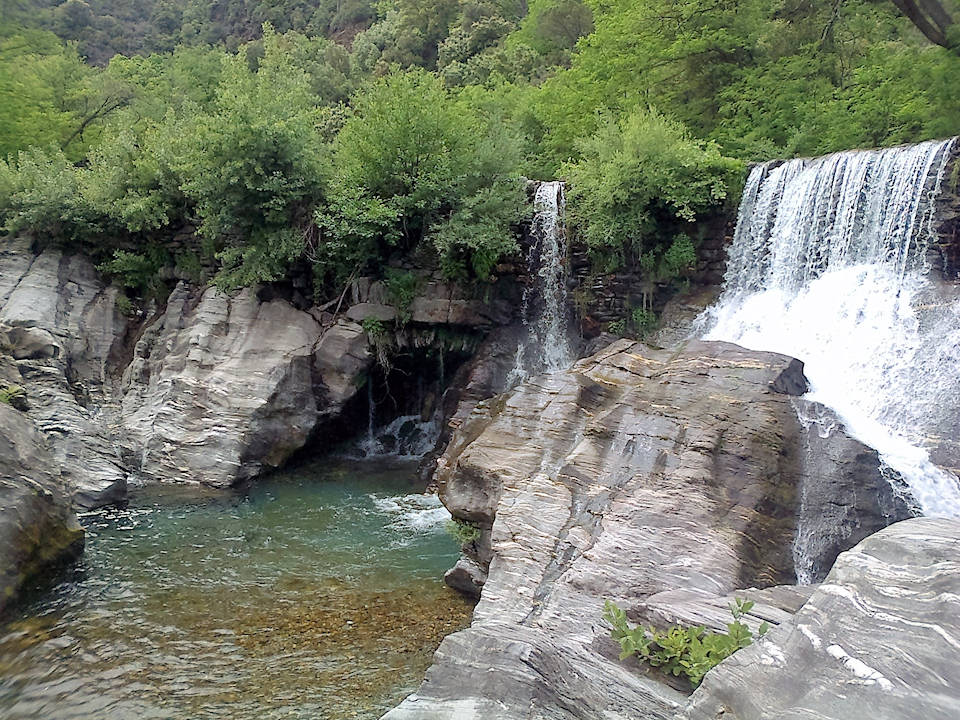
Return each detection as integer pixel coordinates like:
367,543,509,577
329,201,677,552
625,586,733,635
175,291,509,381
700,138,960,519
509,181,575,384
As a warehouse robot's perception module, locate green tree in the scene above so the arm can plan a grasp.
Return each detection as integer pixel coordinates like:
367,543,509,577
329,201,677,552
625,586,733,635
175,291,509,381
318,69,524,283
563,108,742,271
170,26,328,289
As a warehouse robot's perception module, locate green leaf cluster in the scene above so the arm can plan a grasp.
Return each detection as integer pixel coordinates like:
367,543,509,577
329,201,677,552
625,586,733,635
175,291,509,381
317,69,524,284
564,110,742,272
445,517,481,545
603,597,770,687
0,384,27,409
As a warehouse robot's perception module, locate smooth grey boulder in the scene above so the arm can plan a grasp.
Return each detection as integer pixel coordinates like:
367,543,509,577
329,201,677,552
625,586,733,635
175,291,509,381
385,339,910,720
0,404,84,614
683,517,960,720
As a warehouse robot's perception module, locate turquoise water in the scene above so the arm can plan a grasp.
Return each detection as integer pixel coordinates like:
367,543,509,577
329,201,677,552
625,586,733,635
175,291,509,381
0,456,472,720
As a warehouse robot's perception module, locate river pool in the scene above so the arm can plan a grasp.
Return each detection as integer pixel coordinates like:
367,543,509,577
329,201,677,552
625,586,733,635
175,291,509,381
0,456,472,719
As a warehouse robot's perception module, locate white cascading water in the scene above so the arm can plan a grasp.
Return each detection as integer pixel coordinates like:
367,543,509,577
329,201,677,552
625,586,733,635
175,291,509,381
508,181,575,384
700,137,960,518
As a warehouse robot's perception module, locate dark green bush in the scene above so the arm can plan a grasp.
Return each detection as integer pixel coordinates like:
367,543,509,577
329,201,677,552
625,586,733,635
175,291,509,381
317,69,524,284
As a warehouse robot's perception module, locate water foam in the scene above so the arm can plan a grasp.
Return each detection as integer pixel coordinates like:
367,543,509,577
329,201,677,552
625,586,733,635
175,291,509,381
701,138,960,517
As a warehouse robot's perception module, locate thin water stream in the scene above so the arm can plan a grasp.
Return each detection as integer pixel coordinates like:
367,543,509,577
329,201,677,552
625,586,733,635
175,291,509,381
0,456,471,720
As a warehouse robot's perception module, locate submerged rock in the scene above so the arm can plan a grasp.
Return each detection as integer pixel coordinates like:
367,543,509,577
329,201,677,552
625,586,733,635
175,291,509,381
385,339,910,719
684,517,960,720
0,404,84,614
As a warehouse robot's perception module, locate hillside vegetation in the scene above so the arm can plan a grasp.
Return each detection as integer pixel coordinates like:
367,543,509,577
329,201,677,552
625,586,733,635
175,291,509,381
1,0,958,300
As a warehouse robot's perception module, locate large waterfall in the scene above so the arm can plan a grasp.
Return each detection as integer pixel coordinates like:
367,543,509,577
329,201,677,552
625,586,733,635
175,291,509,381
509,181,574,384
701,138,960,518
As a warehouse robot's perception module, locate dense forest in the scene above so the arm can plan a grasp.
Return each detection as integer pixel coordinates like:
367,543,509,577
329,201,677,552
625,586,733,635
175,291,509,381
1,0,959,303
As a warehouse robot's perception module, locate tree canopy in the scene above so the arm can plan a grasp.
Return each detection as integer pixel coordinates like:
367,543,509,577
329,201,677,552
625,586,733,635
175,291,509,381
1,0,958,302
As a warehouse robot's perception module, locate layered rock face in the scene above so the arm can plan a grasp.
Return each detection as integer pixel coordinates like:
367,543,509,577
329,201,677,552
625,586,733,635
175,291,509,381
0,404,84,614
118,284,370,486
0,240,129,508
385,339,911,720
0,238,523,505
685,517,960,720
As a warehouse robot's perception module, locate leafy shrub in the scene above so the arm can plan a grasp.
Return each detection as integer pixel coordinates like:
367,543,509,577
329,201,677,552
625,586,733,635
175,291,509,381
0,384,27,410
114,293,137,317
1,148,100,243
98,246,169,296
172,26,327,290
630,307,657,337
361,316,386,339
607,319,627,336
603,597,769,686
318,69,524,284
384,268,421,324
446,517,481,545
563,109,743,272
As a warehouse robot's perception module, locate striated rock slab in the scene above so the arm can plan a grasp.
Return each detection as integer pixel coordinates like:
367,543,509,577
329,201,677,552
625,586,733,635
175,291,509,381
348,273,519,328
119,284,371,486
0,404,84,614
0,241,129,508
0,239,378,500
684,517,960,720
385,339,909,720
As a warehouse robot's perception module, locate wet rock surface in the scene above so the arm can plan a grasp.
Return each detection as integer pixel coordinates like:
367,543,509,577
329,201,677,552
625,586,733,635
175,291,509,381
0,404,84,614
385,339,908,720
684,517,960,720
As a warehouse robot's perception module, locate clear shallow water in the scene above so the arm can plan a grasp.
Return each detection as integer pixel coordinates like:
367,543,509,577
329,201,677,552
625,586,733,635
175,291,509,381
0,456,472,720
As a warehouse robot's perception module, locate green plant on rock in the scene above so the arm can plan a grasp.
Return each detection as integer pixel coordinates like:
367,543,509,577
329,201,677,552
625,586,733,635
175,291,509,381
98,245,169,297
607,318,627,336
446,517,481,545
630,307,657,337
384,268,421,325
361,316,386,339
114,293,137,317
603,597,769,687
0,384,27,410
361,316,395,370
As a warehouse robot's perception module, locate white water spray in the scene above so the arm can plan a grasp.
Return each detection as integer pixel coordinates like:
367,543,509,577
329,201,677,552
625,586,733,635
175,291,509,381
509,181,575,384
701,138,960,517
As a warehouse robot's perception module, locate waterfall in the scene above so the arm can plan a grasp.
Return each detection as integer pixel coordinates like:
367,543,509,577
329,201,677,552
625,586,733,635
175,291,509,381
700,137,960,518
508,181,575,384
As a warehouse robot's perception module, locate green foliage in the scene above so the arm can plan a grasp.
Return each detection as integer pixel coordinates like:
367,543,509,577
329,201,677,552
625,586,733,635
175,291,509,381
318,69,524,284
0,383,27,410
3,0,960,306
114,292,137,317
607,319,626,336
98,246,169,295
1,147,100,242
603,597,770,687
630,307,657,337
564,109,742,271
172,26,326,289
445,517,481,545
383,268,420,324
361,316,386,338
